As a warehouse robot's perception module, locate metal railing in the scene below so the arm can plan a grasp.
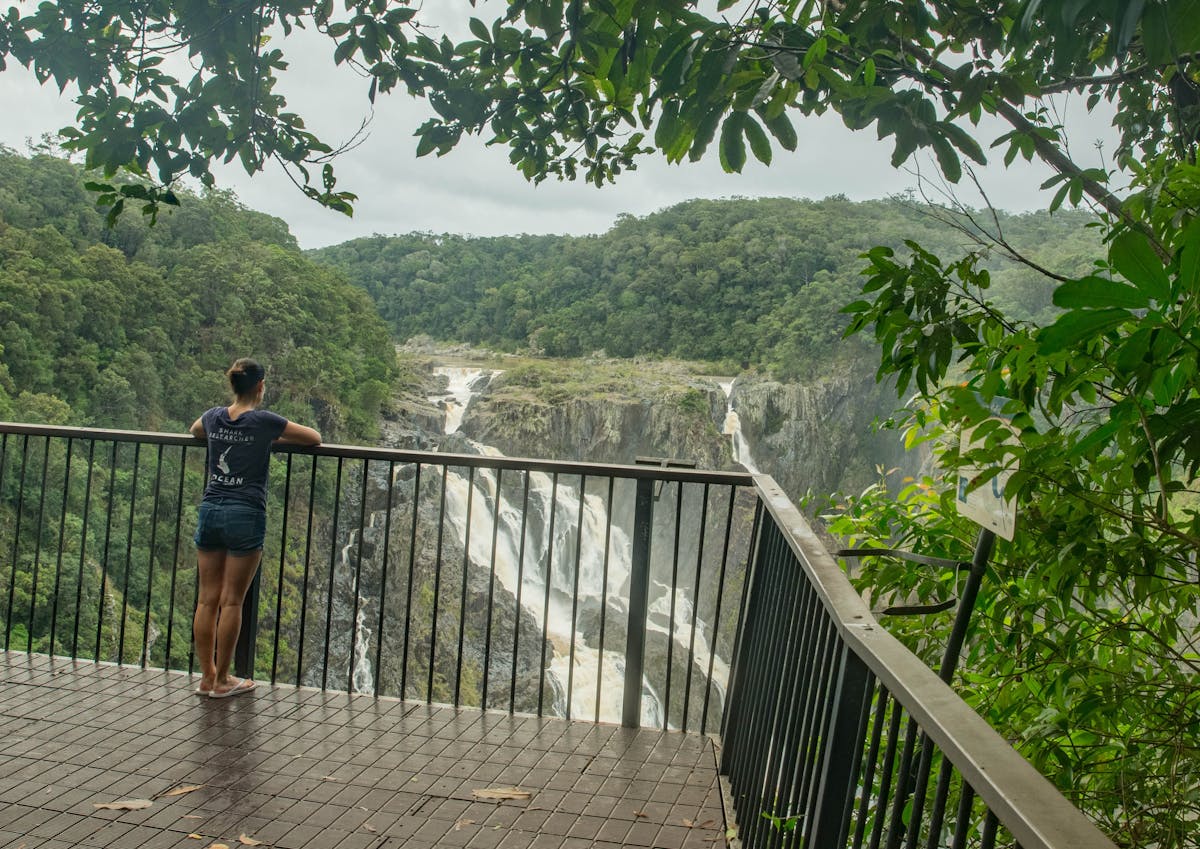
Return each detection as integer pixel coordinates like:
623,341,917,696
0,422,755,734
0,422,1116,849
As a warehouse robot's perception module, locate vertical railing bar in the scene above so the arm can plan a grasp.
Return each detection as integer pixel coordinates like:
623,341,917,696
428,464,449,702
537,473,559,716
719,493,763,745
622,478,654,729
885,717,922,849
117,442,142,663
795,622,843,847
752,573,812,849
509,471,531,712
566,474,586,721
72,440,97,660
454,466,476,707
867,701,904,849
853,687,891,849
321,456,344,691
948,782,976,849
801,642,873,849
374,459,395,697
701,485,737,735
923,756,955,849
681,482,710,733
719,496,766,770
771,587,825,848
980,810,999,849
728,523,786,827
26,437,52,653
401,462,422,700
904,732,939,849
95,441,119,662
595,475,615,725
140,444,165,667
271,453,293,685
349,458,371,694
664,479,684,724
737,523,793,835
481,467,502,710
296,454,319,687
758,563,819,849
49,438,75,658
835,667,879,849
164,444,187,669
4,435,30,650
0,434,7,644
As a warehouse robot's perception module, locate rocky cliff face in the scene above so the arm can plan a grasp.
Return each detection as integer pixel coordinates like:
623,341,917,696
730,372,915,497
460,373,731,470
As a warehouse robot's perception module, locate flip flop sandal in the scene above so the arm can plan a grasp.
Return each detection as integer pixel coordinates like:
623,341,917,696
208,677,256,699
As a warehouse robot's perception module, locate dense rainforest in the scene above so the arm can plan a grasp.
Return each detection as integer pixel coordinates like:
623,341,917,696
0,146,397,440
311,196,1099,377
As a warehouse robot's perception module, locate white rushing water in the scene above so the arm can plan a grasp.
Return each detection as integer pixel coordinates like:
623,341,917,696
719,380,760,474
349,365,730,727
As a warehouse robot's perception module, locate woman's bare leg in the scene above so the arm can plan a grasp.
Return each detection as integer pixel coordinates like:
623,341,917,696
194,549,227,691
211,551,262,692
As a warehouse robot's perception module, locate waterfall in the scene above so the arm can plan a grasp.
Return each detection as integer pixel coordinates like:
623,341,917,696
346,364,729,725
719,380,760,474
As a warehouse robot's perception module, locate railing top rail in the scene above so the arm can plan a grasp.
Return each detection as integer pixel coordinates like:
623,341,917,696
752,474,1118,849
0,422,754,486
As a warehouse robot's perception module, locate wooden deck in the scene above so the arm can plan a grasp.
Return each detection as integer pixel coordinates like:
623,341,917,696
0,653,728,849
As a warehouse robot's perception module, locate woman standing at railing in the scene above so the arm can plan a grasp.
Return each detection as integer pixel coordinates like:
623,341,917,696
189,358,321,698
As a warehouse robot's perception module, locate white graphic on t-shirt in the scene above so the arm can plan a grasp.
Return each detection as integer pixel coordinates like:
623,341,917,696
217,446,232,475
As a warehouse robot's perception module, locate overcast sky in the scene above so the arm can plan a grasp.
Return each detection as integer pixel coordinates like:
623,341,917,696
0,3,1121,250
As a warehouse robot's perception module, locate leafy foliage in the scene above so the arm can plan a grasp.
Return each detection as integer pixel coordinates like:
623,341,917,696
312,196,1098,378
0,147,397,440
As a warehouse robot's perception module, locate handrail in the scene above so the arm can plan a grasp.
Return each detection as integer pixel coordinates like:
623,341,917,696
751,475,1116,849
0,422,754,486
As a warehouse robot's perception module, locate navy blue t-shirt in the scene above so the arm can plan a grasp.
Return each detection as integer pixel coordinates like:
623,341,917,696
200,407,288,509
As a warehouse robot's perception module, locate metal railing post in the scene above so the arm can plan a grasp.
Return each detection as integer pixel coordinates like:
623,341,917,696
234,568,261,679
622,477,654,728
807,643,873,848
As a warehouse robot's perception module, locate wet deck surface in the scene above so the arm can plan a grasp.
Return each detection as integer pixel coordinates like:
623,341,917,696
0,653,727,849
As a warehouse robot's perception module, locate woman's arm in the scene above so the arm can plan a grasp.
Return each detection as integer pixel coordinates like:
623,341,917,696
275,421,322,446
189,417,206,439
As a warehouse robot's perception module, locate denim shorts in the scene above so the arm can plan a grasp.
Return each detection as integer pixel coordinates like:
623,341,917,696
193,500,267,556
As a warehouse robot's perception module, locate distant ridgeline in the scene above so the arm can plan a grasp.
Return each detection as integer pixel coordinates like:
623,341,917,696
0,148,395,440
309,196,1099,377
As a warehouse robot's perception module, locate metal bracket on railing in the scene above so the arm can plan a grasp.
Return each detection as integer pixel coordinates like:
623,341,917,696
634,456,697,500
837,548,971,619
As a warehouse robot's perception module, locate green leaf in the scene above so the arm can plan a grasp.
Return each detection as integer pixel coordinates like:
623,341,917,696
764,112,798,151
719,113,747,172
1038,308,1131,353
1109,231,1171,303
1052,276,1149,310
743,114,772,165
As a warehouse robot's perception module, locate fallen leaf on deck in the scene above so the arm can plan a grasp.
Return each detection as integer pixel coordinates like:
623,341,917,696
454,818,475,831
683,819,695,828
725,827,738,839
160,785,204,797
237,835,265,846
93,798,153,811
471,787,532,801
634,810,648,818
319,775,341,782
208,843,230,849
187,834,203,840
182,815,204,820
363,824,377,833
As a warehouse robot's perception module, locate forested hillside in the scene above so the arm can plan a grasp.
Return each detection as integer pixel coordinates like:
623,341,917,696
0,147,396,439
311,197,1099,377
